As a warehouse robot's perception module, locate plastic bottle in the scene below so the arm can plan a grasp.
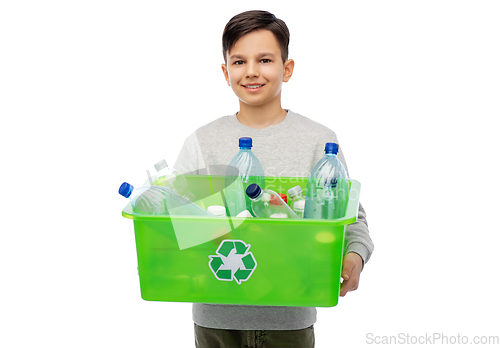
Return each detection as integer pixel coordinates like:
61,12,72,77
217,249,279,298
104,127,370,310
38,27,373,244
225,137,265,217
119,182,213,217
245,184,299,219
304,143,349,219
153,159,195,201
288,185,306,218
119,182,168,215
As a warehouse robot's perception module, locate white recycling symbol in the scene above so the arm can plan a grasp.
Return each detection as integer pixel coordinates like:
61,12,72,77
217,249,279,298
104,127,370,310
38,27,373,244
208,239,257,284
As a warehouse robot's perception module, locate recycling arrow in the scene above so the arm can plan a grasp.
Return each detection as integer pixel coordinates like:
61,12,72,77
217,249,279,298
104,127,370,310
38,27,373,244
208,239,257,285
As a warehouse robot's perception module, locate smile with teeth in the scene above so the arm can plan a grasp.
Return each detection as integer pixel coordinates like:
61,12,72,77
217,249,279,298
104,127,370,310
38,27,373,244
243,84,264,89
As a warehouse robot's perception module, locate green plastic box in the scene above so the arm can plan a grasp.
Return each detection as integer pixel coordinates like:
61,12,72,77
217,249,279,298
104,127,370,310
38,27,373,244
122,175,360,307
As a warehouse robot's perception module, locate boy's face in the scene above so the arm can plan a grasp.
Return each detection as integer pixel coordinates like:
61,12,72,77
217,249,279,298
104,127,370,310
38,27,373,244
222,29,294,108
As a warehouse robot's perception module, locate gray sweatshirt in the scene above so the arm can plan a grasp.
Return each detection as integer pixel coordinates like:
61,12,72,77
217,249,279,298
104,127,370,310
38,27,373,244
174,109,374,330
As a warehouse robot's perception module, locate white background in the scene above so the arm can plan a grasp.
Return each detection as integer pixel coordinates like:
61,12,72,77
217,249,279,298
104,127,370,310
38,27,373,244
1,0,499,347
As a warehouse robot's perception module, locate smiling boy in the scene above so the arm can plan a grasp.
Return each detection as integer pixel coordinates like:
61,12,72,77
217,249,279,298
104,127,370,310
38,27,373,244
221,28,293,129
174,10,374,348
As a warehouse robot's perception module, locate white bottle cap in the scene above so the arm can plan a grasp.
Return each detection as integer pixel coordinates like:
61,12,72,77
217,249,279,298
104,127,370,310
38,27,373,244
270,213,288,219
288,185,303,198
236,210,253,218
154,159,168,172
207,205,226,217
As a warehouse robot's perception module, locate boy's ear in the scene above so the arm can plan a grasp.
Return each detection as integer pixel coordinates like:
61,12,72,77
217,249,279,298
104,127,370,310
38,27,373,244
283,59,295,83
221,64,230,86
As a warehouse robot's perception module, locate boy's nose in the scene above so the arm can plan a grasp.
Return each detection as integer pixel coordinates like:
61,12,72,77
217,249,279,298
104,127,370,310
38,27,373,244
245,62,259,78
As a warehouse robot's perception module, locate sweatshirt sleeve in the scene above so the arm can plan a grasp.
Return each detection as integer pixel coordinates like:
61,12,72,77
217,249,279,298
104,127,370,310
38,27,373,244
345,203,373,265
337,146,374,266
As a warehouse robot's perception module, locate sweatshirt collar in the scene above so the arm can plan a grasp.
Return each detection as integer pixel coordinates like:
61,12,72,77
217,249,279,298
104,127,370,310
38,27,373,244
227,109,297,136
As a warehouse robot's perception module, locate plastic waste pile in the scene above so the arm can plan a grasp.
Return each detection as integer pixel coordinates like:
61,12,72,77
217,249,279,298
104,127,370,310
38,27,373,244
119,141,350,221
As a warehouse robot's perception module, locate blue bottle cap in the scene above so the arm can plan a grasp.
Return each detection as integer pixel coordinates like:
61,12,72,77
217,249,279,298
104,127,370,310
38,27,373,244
246,183,261,199
239,137,252,148
325,142,339,154
119,182,134,198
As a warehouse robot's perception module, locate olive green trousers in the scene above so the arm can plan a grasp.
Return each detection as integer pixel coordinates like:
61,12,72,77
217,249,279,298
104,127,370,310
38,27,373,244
194,323,315,348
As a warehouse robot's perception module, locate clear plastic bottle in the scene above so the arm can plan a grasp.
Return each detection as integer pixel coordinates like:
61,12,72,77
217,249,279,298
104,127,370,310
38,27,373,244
119,182,213,217
153,159,194,201
119,182,168,215
288,185,306,218
245,183,299,219
304,142,349,219
225,137,265,217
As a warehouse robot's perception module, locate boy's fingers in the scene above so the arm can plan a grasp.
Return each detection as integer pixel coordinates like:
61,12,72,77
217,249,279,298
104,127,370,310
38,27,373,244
340,274,359,297
340,254,362,297
340,263,354,296
340,277,354,297
339,279,350,297
341,271,350,280
341,259,354,281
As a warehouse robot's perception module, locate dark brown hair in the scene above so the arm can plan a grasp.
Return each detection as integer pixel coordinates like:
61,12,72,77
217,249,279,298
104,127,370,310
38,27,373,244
222,10,290,64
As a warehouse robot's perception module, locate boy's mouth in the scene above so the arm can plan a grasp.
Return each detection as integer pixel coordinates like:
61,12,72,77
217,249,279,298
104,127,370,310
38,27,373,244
242,84,265,91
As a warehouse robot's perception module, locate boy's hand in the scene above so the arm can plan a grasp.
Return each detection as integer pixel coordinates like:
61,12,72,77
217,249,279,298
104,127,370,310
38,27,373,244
340,252,363,297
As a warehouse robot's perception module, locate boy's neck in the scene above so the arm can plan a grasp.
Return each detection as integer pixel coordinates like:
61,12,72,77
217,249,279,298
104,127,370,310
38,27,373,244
236,103,288,129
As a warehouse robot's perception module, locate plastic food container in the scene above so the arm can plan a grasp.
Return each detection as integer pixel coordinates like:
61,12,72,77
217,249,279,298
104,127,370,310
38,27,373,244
121,175,361,307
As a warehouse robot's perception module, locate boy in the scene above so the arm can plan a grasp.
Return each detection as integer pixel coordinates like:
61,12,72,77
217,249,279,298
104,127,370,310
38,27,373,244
174,10,374,348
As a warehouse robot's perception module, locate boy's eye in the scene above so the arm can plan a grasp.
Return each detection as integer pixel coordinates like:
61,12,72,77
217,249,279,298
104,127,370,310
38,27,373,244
233,59,271,65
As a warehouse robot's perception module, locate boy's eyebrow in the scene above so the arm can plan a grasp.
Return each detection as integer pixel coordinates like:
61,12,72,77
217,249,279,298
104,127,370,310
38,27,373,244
229,54,245,60
229,52,277,60
258,52,276,58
